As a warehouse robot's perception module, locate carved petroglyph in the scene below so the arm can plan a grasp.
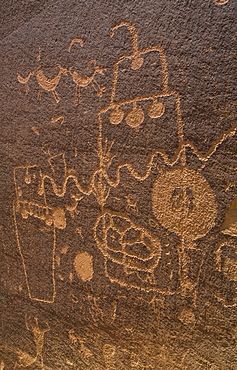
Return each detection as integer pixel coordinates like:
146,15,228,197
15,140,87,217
98,138,117,168
14,350,36,369
125,102,144,128
148,100,165,119
17,61,68,103
38,152,97,198
110,21,144,71
15,199,66,229
69,60,106,104
95,21,235,296
17,160,68,218
67,37,84,52
13,165,57,302
14,20,237,301
41,144,51,156
213,0,230,4
51,116,65,125
73,251,94,282
37,46,41,62
14,317,50,369
31,126,40,135
13,153,98,301
26,317,50,367
76,227,84,239
94,209,163,291
61,245,69,254
105,20,169,129
97,21,237,206
185,122,237,164
17,70,34,95
125,194,138,212
18,40,106,106
36,64,68,103
79,340,93,358
66,193,83,216
152,167,217,240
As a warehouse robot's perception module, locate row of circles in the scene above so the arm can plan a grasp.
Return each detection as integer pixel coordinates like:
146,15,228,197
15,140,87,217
109,100,165,127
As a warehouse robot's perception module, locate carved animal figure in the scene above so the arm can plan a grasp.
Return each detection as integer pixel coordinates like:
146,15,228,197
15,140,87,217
35,64,68,103
17,70,34,94
14,317,50,369
69,60,106,104
125,194,138,212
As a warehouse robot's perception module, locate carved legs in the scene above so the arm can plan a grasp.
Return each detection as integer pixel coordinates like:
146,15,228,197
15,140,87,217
74,84,80,105
53,90,60,104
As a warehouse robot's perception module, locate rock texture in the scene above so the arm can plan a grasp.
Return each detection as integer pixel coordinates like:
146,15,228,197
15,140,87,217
0,1,236,369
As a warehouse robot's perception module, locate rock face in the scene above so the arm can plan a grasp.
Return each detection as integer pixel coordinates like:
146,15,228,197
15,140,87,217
0,1,236,369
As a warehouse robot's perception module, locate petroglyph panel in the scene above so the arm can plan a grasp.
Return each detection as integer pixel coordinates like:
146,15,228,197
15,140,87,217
1,0,236,369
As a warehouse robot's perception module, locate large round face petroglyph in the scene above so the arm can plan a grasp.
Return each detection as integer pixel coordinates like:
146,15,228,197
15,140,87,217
152,167,217,240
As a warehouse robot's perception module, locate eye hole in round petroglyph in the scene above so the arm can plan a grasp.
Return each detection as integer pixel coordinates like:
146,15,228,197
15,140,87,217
170,187,194,212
